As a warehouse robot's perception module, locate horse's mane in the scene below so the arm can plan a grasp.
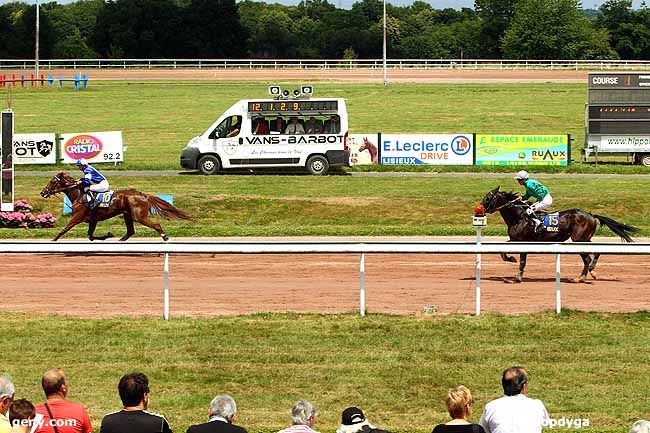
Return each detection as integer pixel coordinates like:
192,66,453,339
499,190,519,201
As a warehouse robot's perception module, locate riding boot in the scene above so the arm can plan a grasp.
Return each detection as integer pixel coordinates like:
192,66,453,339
533,218,544,234
86,192,98,210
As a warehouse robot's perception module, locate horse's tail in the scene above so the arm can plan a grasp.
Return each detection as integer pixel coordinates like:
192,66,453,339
146,195,193,220
593,214,640,243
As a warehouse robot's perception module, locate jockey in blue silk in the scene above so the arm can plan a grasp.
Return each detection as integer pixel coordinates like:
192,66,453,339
75,158,109,209
515,170,553,233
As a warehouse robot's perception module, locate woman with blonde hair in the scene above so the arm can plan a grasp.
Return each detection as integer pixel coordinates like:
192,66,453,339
432,386,485,433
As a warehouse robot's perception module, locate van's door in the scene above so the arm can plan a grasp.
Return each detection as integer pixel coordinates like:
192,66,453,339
209,115,245,168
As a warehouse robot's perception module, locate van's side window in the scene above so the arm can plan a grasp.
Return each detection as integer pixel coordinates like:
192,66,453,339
226,115,242,138
210,115,242,139
253,117,270,135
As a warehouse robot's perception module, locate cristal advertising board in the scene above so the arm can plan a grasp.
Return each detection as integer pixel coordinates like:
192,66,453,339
380,134,473,165
348,134,380,165
59,131,124,164
475,134,569,166
13,134,56,164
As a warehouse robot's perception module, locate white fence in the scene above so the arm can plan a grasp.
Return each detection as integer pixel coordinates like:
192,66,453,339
1,240,649,319
2,58,650,71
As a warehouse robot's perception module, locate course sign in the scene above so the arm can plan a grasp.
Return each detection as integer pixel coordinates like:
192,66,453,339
60,131,124,164
381,134,473,165
476,134,569,166
13,133,56,164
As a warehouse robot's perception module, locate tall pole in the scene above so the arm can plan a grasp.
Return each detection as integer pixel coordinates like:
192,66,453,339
35,0,40,78
382,0,387,86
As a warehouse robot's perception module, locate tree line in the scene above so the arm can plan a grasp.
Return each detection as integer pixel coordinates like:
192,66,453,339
0,0,647,60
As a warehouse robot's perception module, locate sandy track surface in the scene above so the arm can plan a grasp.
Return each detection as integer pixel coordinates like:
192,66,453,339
1,237,648,317
4,69,588,83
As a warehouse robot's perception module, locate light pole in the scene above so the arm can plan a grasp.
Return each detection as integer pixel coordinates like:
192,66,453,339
382,0,387,86
35,0,39,78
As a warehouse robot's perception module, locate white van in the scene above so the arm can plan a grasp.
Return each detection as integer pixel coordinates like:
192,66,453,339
180,96,350,175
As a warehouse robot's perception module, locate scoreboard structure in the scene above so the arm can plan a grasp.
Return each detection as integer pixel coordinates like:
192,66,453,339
585,72,650,165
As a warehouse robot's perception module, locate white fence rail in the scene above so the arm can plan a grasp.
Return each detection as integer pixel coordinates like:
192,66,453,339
2,58,650,71
2,240,649,318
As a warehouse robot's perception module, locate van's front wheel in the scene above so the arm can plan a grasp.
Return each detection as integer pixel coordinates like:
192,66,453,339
306,155,329,175
198,155,221,175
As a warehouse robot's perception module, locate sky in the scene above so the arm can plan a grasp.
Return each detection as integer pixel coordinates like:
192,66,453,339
1,0,647,8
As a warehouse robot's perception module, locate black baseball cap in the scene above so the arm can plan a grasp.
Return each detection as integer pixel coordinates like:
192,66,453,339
341,407,366,425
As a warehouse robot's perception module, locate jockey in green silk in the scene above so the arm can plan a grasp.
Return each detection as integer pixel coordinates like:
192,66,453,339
515,170,553,233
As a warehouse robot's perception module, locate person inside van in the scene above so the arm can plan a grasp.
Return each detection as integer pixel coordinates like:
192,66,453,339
305,117,322,134
254,118,270,135
285,117,305,134
324,115,340,134
226,116,242,138
272,117,286,133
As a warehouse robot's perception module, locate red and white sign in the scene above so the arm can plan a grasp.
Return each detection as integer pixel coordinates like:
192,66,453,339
60,131,123,164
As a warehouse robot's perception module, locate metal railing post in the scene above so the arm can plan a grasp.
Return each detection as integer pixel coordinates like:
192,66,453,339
360,252,366,316
164,252,170,320
555,253,561,314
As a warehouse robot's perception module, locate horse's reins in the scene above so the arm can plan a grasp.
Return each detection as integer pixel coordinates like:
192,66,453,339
492,197,528,212
48,176,79,195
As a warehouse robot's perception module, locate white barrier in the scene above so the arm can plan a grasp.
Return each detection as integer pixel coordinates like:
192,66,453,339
3,58,650,71
1,240,648,318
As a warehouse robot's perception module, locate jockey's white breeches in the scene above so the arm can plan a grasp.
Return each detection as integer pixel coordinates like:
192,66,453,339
87,180,109,193
531,194,552,212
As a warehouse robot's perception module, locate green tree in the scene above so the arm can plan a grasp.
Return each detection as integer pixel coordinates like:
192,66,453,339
474,0,521,58
501,0,615,59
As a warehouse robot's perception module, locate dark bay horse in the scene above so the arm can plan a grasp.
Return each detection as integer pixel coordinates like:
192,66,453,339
481,186,639,283
40,172,192,241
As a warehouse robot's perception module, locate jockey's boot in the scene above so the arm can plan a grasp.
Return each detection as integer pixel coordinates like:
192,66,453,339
532,217,544,234
86,192,98,210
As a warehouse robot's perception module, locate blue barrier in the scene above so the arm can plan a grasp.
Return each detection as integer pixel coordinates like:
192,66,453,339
47,74,88,90
63,194,173,215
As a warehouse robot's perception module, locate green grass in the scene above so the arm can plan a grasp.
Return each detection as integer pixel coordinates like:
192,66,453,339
3,311,649,433
5,80,648,172
4,173,649,239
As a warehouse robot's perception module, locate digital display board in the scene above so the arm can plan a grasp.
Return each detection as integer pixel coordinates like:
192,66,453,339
248,100,338,113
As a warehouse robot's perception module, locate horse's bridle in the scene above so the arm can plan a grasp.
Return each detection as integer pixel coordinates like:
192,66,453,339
41,174,78,198
484,191,524,213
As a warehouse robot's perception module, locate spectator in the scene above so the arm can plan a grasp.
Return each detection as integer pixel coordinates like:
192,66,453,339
100,372,172,433
336,407,390,433
254,119,269,135
8,399,36,433
272,117,286,133
432,386,485,433
285,117,305,135
323,116,340,134
631,420,650,433
186,394,247,433
304,117,322,134
278,400,318,433
479,367,549,433
34,369,92,433
0,375,15,433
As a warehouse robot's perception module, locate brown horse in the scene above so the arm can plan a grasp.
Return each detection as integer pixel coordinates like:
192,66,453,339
40,172,192,241
481,186,639,283
359,137,378,164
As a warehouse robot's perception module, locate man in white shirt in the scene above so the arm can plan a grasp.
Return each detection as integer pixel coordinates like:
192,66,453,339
479,366,549,433
285,117,305,135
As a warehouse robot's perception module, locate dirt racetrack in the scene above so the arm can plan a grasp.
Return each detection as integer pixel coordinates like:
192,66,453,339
4,68,588,83
1,237,648,317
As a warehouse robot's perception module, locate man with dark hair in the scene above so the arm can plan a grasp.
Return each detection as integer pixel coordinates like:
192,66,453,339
34,369,92,433
479,366,549,433
100,372,172,433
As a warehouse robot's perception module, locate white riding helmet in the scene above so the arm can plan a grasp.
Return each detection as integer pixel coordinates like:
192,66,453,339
515,170,529,181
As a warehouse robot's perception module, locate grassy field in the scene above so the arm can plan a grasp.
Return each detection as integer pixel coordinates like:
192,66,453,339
3,311,649,433
5,173,649,239
2,80,631,171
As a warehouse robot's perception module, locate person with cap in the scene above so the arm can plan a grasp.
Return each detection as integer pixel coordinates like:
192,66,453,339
432,386,485,433
336,407,390,433
75,158,109,210
514,170,552,234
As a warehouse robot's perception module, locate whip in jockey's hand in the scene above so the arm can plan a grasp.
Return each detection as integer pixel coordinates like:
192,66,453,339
515,170,553,234
76,158,109,210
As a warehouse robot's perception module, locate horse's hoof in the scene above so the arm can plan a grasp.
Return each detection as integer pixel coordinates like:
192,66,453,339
506,256,517,263
571,277,585,284
89,237,94,242
119,237,128,242
162,234,169,242
106,232,114,238
589,271,598,280
503,278,518,284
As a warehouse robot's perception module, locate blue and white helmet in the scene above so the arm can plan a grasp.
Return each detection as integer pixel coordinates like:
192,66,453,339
515,170,529,181
75,158,88,167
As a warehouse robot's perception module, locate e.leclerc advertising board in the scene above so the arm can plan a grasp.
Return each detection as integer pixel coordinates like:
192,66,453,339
476,134,569,166
381,134,473,165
